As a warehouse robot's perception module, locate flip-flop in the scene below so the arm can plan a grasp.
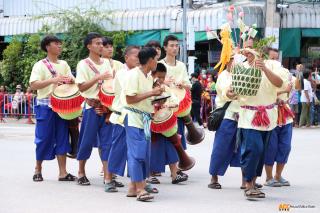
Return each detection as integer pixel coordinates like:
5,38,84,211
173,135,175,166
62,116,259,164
126,194,137,197
208,182,222,189
147,177,160,184
77,176,90,186
244,188,264,200
137,192,154,202
58,173,76,181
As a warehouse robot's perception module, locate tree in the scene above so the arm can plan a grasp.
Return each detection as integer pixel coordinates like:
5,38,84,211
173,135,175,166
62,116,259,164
0,39,23,92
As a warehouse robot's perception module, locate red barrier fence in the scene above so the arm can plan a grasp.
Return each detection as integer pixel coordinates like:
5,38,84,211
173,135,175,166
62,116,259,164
0,94,36,124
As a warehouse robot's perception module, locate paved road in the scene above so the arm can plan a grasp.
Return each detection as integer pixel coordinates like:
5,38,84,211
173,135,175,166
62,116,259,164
0,122,319,213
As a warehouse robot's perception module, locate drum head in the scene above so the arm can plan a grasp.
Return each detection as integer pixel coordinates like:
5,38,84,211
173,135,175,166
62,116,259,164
170,87,186,102
53,84,79,98
102,79,114,94
153,108,173,123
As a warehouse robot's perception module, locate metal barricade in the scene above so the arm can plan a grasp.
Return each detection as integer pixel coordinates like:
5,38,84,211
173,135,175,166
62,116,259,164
0,93,36,124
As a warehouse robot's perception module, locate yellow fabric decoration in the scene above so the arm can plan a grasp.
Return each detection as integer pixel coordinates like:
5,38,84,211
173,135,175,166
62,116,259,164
214,28,234,74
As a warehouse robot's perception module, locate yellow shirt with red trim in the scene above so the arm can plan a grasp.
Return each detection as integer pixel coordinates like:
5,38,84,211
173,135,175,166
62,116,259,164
29,59,73,99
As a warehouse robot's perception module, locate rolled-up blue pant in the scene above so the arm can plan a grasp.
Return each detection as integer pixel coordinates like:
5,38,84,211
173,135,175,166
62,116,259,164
108,124,127,176
264,123,292,166
150,134,179,173
209,119,240,176
77,108,113,161
178,118,187,150
239,128,271,182
125,116,150,182
34,105,70,160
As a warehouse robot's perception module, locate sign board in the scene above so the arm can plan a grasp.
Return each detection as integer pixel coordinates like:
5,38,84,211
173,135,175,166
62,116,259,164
308,47,320,58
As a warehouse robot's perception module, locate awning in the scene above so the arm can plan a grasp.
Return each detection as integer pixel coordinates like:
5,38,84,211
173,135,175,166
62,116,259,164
0,4,265,36
280,28,301,57
282,4,320,28
301,28,320,37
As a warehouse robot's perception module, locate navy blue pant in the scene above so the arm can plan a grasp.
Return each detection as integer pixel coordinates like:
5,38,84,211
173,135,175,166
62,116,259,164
34,105,70,160
108,124,127,176
77,108,113,161
264,123,292,165
209,119,240,176
150,134,179,173
239,128,271,182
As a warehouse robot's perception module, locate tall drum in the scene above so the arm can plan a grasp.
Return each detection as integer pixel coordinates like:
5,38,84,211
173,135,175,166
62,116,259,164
51,84,84,120
99,79,115,108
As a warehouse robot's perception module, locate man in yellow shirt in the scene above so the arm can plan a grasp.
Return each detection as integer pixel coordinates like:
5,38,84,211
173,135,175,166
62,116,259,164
107,45,140,183
124,47,163,201
159,35,192,150
238,49,283,199
75,33,114,188
29,35,76,182
101,37,124,73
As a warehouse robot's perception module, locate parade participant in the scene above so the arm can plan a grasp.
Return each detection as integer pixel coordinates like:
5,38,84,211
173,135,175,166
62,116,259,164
124,47,163,202
29,35,76,182
264,61,299,187
145,40,162,60
75,32,114,187
107,46,140,188
160,35,199,149
149,63,189,184
208,56,243,189
101,37,124,72
237,48,283,199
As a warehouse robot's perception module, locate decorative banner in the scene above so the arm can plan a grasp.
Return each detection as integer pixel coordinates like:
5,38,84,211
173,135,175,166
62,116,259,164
248,28,258,38
237,18,246,33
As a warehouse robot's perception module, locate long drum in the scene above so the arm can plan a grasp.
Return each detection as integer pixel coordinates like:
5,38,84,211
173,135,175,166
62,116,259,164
99,79,115,108
51,84,84,120
170,87,192,118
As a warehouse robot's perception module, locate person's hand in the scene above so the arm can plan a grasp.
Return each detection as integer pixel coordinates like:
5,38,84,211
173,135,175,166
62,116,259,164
52,75,66,84
255,59,266,72
285,83,293,93
175,82,184,89
226,89,237,100
164,76,174,86
152,86,164,96
63,76,74,84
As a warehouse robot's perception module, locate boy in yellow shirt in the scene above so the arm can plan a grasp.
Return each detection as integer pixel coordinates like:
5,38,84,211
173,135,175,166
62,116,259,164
29,35,75,182
101,37,124,73
124,47,163,202
75,32,114,188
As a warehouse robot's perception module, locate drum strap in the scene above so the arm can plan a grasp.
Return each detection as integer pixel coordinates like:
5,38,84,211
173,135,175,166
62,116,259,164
125,107,152,141
84,58,103,87
42,58,57,77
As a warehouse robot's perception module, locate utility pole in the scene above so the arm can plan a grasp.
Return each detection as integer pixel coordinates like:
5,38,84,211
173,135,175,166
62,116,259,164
182,0,188,64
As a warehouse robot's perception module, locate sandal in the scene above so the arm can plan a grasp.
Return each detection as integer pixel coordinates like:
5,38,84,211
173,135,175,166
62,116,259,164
208,182,222,189
151,172,162,177
137,192,154,202
126,193,137,197
112,180,124,187
105,182,118,193
77,176,90,186
147,177,160,184
244,188,264,199
177,170,188,179
59,173,76,181
33,173,43,182
240,186,246,189
145,183,159,194
255,183,263,189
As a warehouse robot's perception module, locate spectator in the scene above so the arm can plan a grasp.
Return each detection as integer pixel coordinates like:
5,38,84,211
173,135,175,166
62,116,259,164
25,86,34,117
289,76,300,127
191,72,204,127
13,84,24,119
299,71,313,127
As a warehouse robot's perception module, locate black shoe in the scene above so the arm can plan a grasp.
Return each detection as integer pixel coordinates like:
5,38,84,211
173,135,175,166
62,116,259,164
172,173,188,184
78,176,90,186
177,170,188,179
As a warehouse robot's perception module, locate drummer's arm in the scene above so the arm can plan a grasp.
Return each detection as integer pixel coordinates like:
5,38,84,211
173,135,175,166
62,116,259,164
126,87,163,104
30,76,64,90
